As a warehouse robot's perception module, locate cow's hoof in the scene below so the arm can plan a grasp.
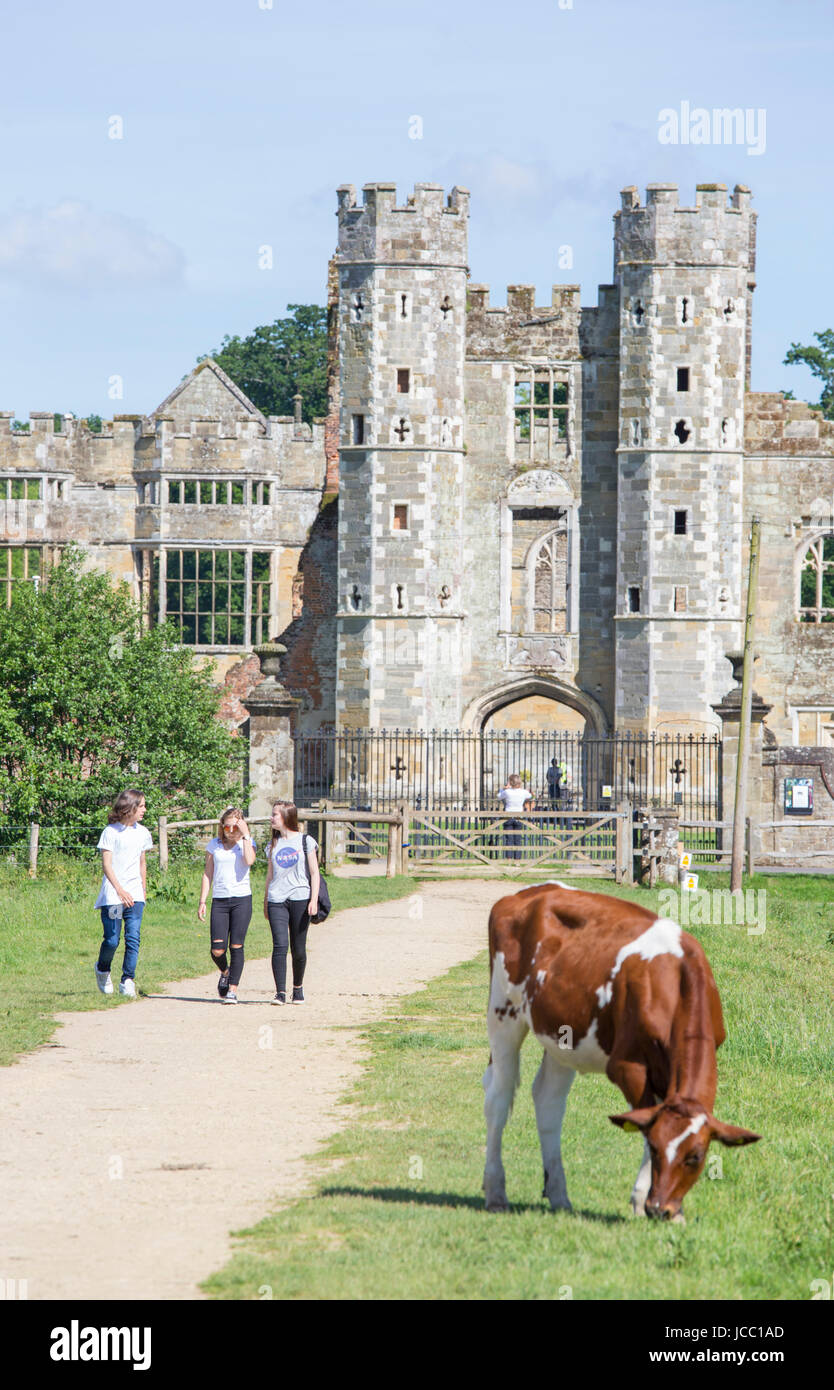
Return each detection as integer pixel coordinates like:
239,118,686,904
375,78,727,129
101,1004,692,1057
547,1196,573,1214
485,1195,509,1213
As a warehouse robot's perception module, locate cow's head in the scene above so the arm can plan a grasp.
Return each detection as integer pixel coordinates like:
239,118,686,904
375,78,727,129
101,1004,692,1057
610,1097,760,1220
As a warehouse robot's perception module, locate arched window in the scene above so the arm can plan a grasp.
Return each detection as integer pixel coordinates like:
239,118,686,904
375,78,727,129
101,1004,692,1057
799,535,834,623
530,528,568,633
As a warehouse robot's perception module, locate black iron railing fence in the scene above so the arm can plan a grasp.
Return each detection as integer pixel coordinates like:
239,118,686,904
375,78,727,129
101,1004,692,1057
293,730,721,821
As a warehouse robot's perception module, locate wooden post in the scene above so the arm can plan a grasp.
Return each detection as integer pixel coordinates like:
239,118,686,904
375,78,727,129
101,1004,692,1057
745,816,755,879
616,802,634,886
324,800,333,871
386,815,400,879
731,517,761,893
158,815,169,872
28,822,39,879
399,802,410,875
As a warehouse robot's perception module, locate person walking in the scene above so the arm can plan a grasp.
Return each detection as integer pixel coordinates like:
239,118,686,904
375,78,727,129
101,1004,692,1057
198,807,256,1005
498,773,533,861
264,800,319,1005
94,789,153,998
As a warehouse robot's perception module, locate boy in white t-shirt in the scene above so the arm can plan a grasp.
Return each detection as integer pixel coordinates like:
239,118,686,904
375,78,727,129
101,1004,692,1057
94,789,153,998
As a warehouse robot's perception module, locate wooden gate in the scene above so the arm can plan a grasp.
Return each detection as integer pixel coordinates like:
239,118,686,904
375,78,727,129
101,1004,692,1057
405,807,633,881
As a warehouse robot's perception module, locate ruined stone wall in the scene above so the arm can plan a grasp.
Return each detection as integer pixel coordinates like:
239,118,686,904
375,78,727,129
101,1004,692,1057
743,393,834,744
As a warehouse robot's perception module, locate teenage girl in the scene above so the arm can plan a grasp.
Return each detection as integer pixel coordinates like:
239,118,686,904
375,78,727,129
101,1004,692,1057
264,800,319,1005
94,788,153,998
199,807,256,1004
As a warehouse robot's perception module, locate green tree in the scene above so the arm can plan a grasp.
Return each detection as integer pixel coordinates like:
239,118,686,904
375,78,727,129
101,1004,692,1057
202,304,328,423
784,330,834,419
0,548,245,827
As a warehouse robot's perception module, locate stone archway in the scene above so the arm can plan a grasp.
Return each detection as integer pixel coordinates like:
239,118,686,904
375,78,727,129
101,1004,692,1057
460,676,608,735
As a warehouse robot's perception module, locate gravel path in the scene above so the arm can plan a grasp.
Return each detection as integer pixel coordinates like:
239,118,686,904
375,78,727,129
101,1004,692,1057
1,880,511,1300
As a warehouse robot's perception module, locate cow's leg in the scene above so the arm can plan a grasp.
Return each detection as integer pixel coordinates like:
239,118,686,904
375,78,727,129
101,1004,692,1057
630,1138,652,1217
482,1015,527,1212
532,1051,575,1213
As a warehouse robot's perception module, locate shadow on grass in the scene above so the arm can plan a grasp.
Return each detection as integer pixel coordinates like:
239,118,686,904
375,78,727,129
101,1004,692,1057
319,1184,628,1223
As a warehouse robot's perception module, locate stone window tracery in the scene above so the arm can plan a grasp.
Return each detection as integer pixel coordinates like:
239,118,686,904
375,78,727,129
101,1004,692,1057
529,528,568,634
799,534,834,623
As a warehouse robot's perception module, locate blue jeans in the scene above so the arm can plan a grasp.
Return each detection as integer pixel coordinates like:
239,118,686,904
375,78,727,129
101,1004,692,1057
97,902,144,982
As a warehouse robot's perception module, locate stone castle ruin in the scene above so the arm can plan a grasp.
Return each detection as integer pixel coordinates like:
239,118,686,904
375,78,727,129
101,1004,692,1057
1,181,833,861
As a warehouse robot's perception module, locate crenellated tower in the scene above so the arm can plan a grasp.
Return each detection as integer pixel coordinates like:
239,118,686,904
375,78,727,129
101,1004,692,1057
334,181,469,730
613,182,757,731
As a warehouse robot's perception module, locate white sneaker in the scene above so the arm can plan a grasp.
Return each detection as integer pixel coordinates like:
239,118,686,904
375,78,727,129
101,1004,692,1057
222,989,238,1005
95,967,113,995
119,978,137,998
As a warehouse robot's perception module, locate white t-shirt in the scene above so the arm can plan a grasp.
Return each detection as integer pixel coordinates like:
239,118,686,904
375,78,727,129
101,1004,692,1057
206,836,255,898
94,822,153,908
498,786,533,815
267,831,318,904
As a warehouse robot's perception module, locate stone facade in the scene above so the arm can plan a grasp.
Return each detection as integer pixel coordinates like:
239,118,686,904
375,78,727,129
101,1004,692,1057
2,180,833,769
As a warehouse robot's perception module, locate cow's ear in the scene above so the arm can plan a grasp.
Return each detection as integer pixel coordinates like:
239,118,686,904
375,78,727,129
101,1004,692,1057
609,1106,660,1134
710,1118,761,1147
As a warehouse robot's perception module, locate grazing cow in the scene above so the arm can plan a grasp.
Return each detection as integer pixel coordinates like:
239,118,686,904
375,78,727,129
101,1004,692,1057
483,883,760,1221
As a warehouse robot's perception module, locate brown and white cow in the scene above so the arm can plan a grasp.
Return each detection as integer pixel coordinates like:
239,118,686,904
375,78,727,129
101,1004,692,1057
483,882,760,1221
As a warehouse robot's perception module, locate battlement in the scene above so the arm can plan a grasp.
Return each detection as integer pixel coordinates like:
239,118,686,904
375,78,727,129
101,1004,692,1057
466,284,581,361
336,181,469,267
615,182,756,273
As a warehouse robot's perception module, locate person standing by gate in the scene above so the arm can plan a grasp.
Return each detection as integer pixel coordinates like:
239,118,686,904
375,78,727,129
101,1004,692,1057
498,774,533,861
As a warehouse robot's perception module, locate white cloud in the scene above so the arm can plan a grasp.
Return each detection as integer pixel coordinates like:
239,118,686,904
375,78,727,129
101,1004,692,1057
0,200,186,290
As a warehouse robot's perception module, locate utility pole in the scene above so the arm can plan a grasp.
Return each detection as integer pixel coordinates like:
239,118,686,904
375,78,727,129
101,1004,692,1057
730,516,761,893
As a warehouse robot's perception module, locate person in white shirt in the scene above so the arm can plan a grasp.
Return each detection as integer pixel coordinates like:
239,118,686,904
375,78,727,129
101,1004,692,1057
199,807,256,1005
94,789,153,998
497,774,533,861
264,800,319,1005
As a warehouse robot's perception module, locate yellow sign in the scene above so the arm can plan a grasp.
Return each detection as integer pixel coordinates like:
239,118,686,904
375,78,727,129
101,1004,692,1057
682,872,699,892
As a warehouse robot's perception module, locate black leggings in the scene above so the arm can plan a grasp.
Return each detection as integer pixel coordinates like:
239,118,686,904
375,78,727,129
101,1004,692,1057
210,895,252,987
267,898,310,995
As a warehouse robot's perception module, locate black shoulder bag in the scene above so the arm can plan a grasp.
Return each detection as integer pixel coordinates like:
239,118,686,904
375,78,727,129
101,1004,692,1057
303,833,332,923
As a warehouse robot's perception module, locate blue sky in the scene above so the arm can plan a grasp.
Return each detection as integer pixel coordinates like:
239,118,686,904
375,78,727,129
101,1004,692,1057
0,0,831,416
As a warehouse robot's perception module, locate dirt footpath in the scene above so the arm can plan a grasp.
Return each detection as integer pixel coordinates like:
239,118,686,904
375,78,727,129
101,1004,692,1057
1,880,511,1300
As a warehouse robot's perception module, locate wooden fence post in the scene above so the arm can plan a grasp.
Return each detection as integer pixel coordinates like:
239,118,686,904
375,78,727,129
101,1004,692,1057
399,802,410,875
322,800,333,871
28,822,39,879
616,802,633,885
158,816,169,872
386,814,400,879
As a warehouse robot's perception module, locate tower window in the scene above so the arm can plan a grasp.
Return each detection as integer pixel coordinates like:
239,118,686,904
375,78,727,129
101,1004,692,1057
673,420,691,445
397,292,411,321
514,369,568,460
395,583,405,610
396,369,410,394
676,367,690,391
392,504,409,532
352,414,365,445
674,510,688,535
628,587,641,613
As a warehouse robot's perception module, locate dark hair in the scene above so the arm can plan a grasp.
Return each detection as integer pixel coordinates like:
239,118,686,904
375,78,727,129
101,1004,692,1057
218,806,243,848
108,789,145,824
270,800,299,849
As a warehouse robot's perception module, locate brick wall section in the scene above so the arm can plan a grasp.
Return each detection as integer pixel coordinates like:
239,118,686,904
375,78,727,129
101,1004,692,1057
218,653,263,727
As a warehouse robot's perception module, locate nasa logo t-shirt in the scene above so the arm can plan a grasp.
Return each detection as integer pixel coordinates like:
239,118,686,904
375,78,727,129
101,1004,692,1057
267,831,318,903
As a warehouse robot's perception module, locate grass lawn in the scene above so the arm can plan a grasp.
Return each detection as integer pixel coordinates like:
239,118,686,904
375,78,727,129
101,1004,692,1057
0,856,416,1066
201,873,834,1301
